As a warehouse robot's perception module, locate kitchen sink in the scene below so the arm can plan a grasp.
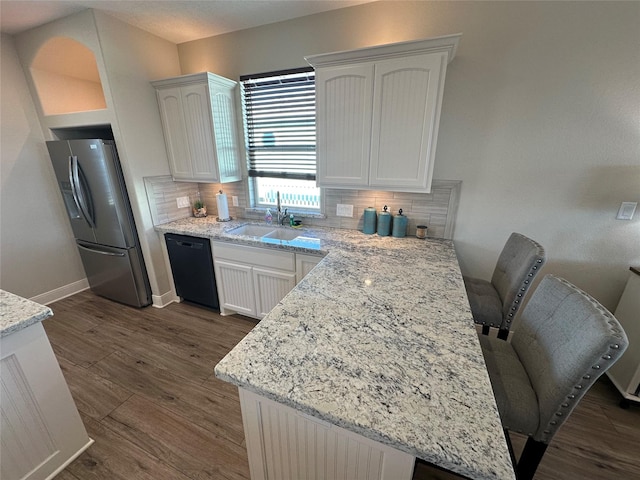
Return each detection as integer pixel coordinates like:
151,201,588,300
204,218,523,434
226,223,320,249
261,228,301,241
227,224,277,237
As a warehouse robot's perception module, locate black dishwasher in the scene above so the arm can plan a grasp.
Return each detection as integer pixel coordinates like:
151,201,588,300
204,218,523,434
165,233,219,310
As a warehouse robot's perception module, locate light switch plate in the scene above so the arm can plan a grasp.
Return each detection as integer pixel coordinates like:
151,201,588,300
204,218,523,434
232,196,239,207
176,196,190,208
616,202,637,220
336,204,354,217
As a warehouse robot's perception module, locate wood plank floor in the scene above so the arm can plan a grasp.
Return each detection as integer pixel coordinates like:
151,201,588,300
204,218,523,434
45,291,640,480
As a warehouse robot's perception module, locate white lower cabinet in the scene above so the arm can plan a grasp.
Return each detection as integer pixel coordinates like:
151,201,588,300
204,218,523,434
215,260,257,317
239,387,415,480
606,268,640,405
296,253,324,283
213,241,318,319
1,322,93,480
253,268,297,318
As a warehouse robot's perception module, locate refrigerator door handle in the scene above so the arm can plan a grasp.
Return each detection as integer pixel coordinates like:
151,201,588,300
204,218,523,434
77,243,126,257
69,155,95,229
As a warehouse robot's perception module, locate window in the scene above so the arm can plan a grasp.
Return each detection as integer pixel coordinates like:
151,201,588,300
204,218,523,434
240,68,320,211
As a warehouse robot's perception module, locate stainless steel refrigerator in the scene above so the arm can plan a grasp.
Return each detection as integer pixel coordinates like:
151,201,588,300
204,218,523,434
47,139,152,307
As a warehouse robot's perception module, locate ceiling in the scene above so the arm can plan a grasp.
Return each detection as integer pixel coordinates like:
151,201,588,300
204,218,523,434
0,0,374,44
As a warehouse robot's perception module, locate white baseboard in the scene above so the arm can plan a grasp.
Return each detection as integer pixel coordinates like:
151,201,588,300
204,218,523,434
151,289,179,308
30,279,90,306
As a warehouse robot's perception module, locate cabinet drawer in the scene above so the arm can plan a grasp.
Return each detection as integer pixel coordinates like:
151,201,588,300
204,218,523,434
212,241,295,272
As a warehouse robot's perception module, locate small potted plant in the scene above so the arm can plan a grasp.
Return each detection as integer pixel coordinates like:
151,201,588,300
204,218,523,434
193,199,207,218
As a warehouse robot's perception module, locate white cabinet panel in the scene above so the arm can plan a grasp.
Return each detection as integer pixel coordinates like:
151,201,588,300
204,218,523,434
606,269,640,404
152,72,242,183
210,87,243,181
308,36,460,193
253,268,296,318
370,53,445,190
156,87,191,178
239,387,415,480
1,322,93,480
316,64,373,187
296,253,323,283
212,241,298,320
182,83,218,181
214,260,256,317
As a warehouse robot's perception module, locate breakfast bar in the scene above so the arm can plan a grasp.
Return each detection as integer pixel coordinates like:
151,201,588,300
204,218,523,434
157,217,515,480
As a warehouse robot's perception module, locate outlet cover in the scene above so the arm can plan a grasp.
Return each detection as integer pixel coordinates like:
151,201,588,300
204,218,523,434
616,202,637,220
232,196,239,207
336,204,354,217
176,196,190,208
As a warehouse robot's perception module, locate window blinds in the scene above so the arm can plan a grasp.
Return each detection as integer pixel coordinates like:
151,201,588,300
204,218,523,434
240,67,316,180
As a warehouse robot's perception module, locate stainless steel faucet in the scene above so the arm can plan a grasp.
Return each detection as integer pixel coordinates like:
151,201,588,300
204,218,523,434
276,191,286,226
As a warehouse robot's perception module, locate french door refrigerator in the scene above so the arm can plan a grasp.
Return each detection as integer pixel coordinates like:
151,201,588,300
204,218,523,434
47,139,152,307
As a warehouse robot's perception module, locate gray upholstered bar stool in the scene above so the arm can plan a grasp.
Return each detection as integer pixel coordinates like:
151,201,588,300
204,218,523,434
479,275,628,480
463,232,546,339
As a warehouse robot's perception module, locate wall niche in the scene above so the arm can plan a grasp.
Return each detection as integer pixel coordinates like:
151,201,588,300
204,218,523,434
30,37,106,116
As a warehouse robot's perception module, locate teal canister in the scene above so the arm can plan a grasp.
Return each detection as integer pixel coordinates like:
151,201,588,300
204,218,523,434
392,209,408,238
377,205,392,236
363,207,377,234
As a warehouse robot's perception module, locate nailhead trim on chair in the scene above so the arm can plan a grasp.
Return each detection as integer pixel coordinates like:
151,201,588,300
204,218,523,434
534,276,627,445
500,241,545,331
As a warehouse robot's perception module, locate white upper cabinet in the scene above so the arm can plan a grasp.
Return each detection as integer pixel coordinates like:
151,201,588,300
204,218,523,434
152,72,242,183
307,34,461,193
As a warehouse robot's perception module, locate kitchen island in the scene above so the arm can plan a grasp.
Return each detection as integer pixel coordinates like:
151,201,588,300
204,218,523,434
155,217,515,480
0,290,93,480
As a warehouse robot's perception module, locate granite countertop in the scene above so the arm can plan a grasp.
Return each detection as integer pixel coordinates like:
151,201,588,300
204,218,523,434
155,217,515,480
0,290,53,337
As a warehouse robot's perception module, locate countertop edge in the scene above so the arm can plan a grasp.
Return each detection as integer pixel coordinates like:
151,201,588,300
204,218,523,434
1,290,54,338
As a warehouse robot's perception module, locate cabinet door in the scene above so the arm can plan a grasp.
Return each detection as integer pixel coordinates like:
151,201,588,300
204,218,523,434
209,85,242,183
253,268,297,319
316,64,374,188
181,83,220,182
369,53,446,191
156,87,193,180
296,253,323,283
214,260,256,317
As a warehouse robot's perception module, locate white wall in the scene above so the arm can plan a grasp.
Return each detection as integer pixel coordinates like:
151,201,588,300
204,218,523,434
9,10,181,304
178,1,640,310
0,33,86,298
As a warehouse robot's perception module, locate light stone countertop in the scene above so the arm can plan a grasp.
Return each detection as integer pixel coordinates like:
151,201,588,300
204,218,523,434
0,290,53,337
155,217,515,480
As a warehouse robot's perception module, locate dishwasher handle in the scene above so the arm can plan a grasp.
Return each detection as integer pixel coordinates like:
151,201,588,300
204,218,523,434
175,240,203,249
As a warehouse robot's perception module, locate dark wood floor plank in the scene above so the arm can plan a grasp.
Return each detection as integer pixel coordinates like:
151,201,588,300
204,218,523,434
47,307,102,333
87,320,214,382
201,372,242,398
53,469,81,480
43,317,114,368
102,394,250,480
89,350,246,447
66,414,193,480
57,355,133,421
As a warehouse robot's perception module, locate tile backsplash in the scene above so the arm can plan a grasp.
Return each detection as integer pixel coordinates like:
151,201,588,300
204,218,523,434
145,176,461,240
143,176,200,225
